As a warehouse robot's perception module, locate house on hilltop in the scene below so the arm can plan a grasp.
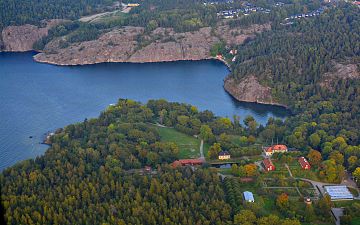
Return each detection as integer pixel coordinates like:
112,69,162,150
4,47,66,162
265,144,288,156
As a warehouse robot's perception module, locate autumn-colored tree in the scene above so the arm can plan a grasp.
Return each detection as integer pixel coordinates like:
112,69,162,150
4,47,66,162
247,135,256,144
307,149,322,167
329,151,344,165
347,156,358,170
281,218,301,225
276,193,289,211
208,143,221,159
244,164,258,177
353,167,360,185
257,214,280,225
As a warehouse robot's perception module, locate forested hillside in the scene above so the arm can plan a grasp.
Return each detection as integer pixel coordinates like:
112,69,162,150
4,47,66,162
0,99,299,224
2,99,360,224
229,3,360,146
0,0,115,29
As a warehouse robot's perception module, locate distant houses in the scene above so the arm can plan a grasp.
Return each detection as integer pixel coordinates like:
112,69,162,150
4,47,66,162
298,157,311,170
243,191,255,202
203,0,234,6
265,144,288,156
217,5,270,19
218,151,231,160
127,3,140,7
263,158,275,171
285,7,325,21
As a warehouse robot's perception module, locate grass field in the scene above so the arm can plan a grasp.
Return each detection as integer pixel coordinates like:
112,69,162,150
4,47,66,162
152,126,209,159
351,217,360,225
333,200,360,208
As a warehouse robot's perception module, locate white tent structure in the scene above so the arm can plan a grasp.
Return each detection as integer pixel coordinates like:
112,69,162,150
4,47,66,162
324,186,353,200
243,191,255,202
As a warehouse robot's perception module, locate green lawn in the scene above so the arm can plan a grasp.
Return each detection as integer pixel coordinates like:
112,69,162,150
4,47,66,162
351,217,360,225
152,126,209,159
333,200,360,208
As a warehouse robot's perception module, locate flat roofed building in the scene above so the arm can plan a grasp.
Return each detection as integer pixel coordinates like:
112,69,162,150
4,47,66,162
324,185,354,200
243,191,255,202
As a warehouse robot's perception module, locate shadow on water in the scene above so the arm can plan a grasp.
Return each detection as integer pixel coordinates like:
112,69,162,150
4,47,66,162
226,92,291,119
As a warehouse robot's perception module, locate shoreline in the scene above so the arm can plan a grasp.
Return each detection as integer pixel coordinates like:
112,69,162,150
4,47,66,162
3,50,287,109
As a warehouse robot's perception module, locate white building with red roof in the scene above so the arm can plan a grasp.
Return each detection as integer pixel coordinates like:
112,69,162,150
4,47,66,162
265,144,288,156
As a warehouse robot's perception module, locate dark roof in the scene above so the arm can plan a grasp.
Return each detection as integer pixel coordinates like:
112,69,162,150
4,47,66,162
219,151,230,156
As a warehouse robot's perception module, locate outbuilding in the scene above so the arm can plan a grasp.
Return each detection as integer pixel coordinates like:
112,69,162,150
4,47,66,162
298,157,311,170
262,158,275,171
324,186,354,201
243,191,255,202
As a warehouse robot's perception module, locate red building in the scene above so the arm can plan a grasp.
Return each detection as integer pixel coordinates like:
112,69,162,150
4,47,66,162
262,158,275,171
298,157,311,170
172,159,204,168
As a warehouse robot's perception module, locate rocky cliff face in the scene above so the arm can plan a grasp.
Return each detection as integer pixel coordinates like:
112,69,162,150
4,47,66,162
320,61,359,91
224,75,284,106
34,24,270,65
1,20,65,52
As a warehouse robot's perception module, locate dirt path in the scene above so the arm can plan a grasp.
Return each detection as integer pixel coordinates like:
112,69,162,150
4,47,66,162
199,139,205,160
285,163,293,177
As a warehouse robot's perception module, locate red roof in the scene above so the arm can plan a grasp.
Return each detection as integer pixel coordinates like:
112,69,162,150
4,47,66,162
266,144,288,152
354,1,360,5
298,157,311,169
172,159,204,168
263,158,275,171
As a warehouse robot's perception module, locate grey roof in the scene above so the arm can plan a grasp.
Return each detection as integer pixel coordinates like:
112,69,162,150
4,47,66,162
219,151,230,156
324,186,353,200
243,191,255,202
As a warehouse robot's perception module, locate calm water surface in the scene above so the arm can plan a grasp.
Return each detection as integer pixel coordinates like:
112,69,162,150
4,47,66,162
0,52,289,170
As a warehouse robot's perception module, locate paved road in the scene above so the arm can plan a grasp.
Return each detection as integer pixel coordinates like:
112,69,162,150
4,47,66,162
331,208,344,225
296,178,335,197
341,171,359,189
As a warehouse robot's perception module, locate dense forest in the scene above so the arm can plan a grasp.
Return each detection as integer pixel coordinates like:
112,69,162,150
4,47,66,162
229,3,360,148
0,99,303,224
0,0,115,30
1,99,360,224
1,1,360,224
